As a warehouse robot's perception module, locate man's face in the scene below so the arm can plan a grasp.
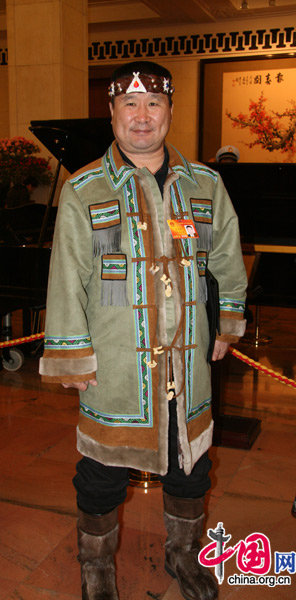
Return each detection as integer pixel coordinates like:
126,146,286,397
109,92,173,157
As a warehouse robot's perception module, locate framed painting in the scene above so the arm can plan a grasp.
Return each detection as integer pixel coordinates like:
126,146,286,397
199,55,296,163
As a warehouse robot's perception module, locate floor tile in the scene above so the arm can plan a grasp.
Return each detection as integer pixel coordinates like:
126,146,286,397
24,528,80,597
42,430,80,464
122,485,166,536
0,502,75,587
6,585,80,600
0,578,18,600
226,453,295,501
0,458,77,513
209,446,247,498
0,415,73,456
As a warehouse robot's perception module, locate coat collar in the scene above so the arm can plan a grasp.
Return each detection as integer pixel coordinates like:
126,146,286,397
102,141,197,191
102,142,136,191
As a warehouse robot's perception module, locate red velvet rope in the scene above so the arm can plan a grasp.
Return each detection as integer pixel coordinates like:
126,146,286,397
0,333,295,389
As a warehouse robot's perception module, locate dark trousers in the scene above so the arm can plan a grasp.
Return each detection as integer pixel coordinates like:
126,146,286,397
73,400,212,515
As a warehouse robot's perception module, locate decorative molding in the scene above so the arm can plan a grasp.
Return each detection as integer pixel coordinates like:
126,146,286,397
0,48,7,65
88,27,296,62
1,27,295,67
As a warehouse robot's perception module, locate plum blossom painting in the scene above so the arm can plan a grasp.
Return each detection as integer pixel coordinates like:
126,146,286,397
222,69,296,163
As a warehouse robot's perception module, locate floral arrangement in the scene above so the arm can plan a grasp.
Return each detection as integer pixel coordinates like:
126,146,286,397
0,136,53,187
226,92,296,161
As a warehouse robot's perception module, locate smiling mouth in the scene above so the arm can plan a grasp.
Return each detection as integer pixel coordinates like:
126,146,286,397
132,128,153,134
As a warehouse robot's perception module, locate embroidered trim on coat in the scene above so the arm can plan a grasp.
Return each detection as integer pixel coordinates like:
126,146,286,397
219,298,245,314
89,200,121,230
70,168,104,190
169,183,199,422
101,254,127,280
187,397,212,423
103,146,135,190
192,164,218,183
190,199,213,224
44,334,92,350
196,251,207,277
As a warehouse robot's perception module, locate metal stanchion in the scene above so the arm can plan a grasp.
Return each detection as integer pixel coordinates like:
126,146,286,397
129,469,161,488
241,305,271,347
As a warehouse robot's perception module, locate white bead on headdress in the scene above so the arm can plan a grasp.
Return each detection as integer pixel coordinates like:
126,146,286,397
126,72,148,94
163,78,170,93
109,82,115,97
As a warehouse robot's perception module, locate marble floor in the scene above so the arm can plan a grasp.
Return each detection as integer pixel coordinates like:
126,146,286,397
0,306,295,599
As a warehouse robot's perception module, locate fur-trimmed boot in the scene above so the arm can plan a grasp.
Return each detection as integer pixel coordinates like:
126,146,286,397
77,507,119,600
163,492,218,600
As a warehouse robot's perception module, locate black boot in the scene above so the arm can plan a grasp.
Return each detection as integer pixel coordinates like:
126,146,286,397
163,492,218,600
77,507,119,600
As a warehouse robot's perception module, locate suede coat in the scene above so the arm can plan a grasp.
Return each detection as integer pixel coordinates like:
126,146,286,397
40,142,247,476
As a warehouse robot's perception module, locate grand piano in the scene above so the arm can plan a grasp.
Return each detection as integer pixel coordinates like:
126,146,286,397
206,160,296,448
208,161,296,308
0,118,114,368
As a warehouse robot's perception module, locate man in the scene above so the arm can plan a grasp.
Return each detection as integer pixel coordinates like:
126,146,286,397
215,145,240,163
40,61,247,600
6,175,38,208
184,223,197,238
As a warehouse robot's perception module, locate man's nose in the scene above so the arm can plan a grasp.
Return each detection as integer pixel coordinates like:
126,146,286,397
135,104,150,122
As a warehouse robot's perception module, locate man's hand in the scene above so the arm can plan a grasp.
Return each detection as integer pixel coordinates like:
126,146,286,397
211,340,229,361
62,379,98,392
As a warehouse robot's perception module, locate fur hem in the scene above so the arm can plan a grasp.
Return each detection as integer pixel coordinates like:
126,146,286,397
76,426,169,476
39,353,97,377
219,318,246,337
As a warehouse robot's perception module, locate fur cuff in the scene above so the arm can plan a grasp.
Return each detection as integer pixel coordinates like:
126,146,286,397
219,317,246,338
39,353,97,377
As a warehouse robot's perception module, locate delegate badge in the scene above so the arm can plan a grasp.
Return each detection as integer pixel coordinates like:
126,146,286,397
167,219,199,239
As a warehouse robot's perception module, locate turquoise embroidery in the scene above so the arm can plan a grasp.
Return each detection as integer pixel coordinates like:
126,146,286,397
187,398,212,423
184,248,197,420
90,202,120,228
44,334,92,350
79,375,152,425
103,146,135,190
101,255,127,279
219,298,245,314
169,185,199,420
197,254,207,276
191,200,212,223
192,164,218,183
70,168,104,190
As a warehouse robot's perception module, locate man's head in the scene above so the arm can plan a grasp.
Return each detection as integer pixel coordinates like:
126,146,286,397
215,146,240,164
24,176,38,194
185,224,196,237
108,61,174,162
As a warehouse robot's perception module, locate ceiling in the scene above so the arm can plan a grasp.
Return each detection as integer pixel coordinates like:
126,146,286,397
88,0,296,31
1,1,296,32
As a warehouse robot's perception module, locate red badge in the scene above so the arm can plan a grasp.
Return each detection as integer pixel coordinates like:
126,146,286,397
167,219,199,239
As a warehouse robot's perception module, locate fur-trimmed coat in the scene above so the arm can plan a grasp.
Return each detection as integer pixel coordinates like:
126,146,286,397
40,142,247,476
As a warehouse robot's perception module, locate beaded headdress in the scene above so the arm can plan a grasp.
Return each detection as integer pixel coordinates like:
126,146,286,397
108,71,174,98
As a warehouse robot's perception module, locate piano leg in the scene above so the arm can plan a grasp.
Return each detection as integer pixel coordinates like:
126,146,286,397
212,360,261,450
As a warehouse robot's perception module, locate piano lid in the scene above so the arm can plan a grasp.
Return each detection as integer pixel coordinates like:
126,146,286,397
30,118,114,174
206,162,296,246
